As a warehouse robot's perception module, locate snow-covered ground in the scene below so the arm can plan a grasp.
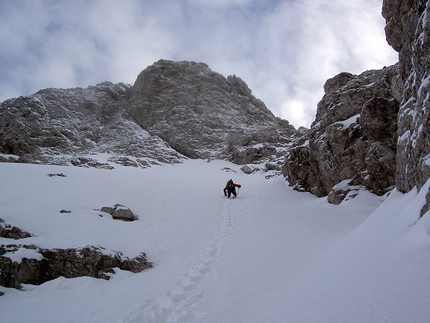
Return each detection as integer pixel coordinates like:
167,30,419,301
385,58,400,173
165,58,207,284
0,159,429,323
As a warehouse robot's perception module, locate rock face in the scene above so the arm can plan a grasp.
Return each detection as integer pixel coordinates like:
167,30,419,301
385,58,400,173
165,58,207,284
283,66,400,198
1,61,297,170
0,82,184,167
0,220,151,290
127,60,297,160
0,245,151,289
283,0,430,203
383,0,430,193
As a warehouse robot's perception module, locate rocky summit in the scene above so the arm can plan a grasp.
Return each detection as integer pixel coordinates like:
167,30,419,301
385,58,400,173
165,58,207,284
127,60,297,161
0,61,297,171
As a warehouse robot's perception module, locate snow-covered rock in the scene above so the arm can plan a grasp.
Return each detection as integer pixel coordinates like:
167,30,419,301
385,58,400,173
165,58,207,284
0,82,185,167
0,245,151,289
0,218,32,240
0,62,297,172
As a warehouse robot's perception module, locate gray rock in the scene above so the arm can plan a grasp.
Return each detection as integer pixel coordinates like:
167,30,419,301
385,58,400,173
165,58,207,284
127,60,297,161
0,82,185,167
383,0,430,193
231,145,277,165
283,66,399,200
323,72,354,94
0,245,151,289
100,206,115,215
283,0,430,202
47,173,66,177
100,204,138,221
70,157,115,169
421,188,430,217
327,181,361,205
0,61,295,172
240,165,253,174
0,219,32,239
113,206,137,222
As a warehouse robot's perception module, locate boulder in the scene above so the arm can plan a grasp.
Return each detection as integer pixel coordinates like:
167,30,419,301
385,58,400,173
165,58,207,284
0,219,32,239
327,180,362,205
240,165,253,174
100,204,138,221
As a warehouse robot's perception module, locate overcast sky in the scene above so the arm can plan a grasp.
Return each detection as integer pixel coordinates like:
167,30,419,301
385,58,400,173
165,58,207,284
0,0,397,128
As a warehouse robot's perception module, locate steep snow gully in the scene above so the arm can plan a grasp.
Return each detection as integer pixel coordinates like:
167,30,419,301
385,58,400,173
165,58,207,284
1,159,430,322
124,188,237,322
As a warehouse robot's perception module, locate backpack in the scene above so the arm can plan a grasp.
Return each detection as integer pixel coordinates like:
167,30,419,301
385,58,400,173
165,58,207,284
227,180,234,188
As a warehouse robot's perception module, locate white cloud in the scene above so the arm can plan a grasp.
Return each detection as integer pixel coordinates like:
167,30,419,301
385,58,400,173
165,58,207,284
243,0,398,127
0,0,397,128
188,0,255,7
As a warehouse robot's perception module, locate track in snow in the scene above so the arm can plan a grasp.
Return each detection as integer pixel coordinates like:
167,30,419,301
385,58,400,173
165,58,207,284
124,197,239,323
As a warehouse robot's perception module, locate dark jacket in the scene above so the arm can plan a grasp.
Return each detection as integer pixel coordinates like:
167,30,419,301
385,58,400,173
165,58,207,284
223,182,241,195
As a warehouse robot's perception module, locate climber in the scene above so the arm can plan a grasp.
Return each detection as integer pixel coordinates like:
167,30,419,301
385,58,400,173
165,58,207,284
223,179,241,198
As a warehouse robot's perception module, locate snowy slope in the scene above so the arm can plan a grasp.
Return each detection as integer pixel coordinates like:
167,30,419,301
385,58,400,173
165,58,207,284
0,159,429,322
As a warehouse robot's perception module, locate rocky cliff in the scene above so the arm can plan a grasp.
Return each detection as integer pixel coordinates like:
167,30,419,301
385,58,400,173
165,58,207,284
283,0,430,204
0,61,297,172
283,66,400,202
0,82,185,168
383,0,430,193
127,60,297,162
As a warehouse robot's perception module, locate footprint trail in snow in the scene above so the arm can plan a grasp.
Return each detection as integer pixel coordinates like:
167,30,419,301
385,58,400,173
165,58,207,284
123,199,237,323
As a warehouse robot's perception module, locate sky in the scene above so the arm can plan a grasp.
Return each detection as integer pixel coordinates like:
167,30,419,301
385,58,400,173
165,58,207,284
0,0,398,128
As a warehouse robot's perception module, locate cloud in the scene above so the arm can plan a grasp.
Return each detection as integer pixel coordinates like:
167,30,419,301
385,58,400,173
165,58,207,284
0,0,397,128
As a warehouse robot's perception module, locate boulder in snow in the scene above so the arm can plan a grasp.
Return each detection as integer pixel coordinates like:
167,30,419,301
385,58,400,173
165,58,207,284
100,204,138,221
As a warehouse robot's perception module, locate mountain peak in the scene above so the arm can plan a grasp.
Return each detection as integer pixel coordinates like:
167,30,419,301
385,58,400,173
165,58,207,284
0,60,297,170
128,60,297,160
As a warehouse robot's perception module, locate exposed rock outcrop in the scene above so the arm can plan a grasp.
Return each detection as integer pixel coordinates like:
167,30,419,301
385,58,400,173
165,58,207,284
0,218,32,240
283,0,430,203
0,219,149,290
127,60,297,161
0,245,151,289
283,65,400,198
1,61,298,170
383,0,430,193
0,82,185,167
